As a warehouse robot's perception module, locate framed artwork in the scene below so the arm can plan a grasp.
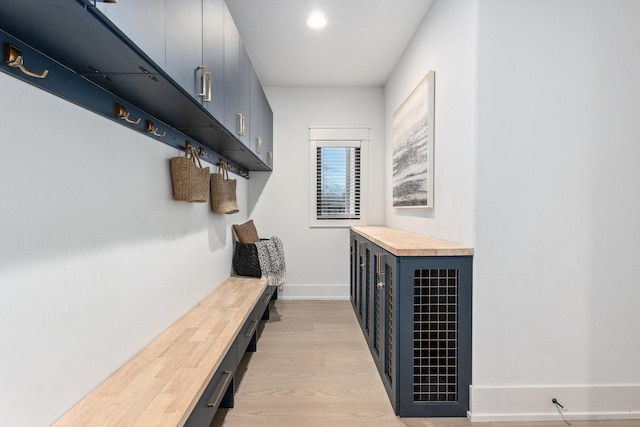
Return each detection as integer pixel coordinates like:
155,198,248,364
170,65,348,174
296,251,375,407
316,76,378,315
392,70,435,208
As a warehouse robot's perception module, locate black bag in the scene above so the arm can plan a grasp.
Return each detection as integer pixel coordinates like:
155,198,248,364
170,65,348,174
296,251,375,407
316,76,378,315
232,242,261,277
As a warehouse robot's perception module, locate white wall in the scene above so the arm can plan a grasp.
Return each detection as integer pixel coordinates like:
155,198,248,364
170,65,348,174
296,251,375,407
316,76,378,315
471,0,640,420
0,73,248,426
249,86,384,299
385,0,640,421
384,0,477,246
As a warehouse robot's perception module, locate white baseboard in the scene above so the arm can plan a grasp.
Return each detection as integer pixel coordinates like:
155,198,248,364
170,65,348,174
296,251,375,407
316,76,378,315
278,283,350,300
469,384,640,422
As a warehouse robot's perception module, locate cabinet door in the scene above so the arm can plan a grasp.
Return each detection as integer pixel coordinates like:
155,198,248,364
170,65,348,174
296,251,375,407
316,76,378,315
357,241,369,328
363,242,374,341
352,235,366,325
249,67,261,157
185,340,237,426
263,92,274,169
202,0,225,118
223,5,250,146
350,232,357,308
374,249,397,409
253,82,273,168
95,0,166,68
396,255,472,417
166,0,202,98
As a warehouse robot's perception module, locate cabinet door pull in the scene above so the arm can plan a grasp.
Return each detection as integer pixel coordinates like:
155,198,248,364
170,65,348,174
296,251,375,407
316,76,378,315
204,71,212,102
236,113,245,136
207,370,233,408
359,242,366,267
245,319,259,338
376,253,385,288
197,65,212,101
262,293,271,305
267,151,273,166
256,136,263,154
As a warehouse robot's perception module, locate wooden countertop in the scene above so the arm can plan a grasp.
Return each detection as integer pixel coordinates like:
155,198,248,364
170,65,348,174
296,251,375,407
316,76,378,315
351,226,474,257
53,276,268,427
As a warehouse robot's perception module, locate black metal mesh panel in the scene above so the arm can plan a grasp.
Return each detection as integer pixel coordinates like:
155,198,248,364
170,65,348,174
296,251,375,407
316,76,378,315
365,249,370,332
374,277,382,355
350,240,355,301
413,269,459,403
358,251,364,317
385,264,394,385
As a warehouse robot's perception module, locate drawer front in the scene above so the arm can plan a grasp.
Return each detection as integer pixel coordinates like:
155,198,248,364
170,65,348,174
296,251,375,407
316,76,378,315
236,307,261,357
185,340,237,426
236,286,276,359
261,285,276,319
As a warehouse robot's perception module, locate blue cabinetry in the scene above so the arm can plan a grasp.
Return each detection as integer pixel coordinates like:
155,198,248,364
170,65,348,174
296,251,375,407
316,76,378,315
202,0,226,120
0,0,272,173
350,228,473,417
165,0,203,98
253,74,274,167
95,0,166,69
223,5,251,147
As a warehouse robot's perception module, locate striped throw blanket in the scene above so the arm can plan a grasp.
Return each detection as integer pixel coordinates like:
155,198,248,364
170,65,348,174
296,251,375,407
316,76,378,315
255,236,286,290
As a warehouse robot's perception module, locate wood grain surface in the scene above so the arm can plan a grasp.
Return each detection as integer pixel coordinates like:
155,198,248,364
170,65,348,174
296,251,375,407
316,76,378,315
351,226,474,256
53,276,268,427
214,300,638,427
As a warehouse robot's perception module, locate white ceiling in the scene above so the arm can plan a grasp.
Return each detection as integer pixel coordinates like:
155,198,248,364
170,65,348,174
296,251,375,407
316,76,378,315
225,0,435,87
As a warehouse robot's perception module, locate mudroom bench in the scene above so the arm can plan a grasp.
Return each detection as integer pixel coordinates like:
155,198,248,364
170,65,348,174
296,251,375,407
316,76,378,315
54,276,276,426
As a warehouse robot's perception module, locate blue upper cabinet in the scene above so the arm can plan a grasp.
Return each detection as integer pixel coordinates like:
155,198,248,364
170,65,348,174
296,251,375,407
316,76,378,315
0,0,272,172
250,69,274,168
202,0,225,120
165,0,203,99
95,0,166,69
223,5,251,147
263,89,274,168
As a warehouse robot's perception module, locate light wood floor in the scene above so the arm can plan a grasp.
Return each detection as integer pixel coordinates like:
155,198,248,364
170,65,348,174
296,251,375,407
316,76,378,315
212,300,639,427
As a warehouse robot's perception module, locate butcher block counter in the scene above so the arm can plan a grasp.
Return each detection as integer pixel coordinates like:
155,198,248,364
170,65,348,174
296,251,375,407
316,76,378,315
350,226,474,257
53,276,270,427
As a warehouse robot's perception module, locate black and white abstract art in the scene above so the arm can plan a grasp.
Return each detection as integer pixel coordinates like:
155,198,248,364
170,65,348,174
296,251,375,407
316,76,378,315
392,70,435,208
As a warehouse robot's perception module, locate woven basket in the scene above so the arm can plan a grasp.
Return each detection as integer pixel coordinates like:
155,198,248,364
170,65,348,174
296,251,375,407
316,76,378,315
170,144,210,202
211,162,239,214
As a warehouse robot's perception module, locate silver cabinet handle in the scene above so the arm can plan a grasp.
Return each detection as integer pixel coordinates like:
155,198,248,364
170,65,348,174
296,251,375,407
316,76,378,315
376,253,385,288
236,113,245,136
204,71,212,102
256,136,263,154
267,151,273,166
207,370,233,408
197,65,212,102
197,65,207,98
359,242,367,267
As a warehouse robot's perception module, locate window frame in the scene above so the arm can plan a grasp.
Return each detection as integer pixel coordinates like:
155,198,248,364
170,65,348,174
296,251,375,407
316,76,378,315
309,127,369,228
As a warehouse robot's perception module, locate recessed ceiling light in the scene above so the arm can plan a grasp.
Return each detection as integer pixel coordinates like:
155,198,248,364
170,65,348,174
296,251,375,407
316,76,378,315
307,11,327,29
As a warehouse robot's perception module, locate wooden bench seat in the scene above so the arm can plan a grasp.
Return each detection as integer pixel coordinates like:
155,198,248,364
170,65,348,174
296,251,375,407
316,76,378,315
54,276,273,427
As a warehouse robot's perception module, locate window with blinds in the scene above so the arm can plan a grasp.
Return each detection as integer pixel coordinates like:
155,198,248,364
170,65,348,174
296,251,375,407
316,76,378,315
316,145,361,220
309,127,368,228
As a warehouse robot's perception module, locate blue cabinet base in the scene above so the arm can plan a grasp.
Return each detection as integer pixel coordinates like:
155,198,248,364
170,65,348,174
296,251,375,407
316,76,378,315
351,231,472,417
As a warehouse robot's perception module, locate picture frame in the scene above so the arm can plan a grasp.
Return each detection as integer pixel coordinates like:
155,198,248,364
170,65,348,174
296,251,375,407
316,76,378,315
392,70,435,208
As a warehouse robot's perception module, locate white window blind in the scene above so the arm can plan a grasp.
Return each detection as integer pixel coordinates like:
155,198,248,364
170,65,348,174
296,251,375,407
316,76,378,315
316,144,361,220
309,128,368,228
